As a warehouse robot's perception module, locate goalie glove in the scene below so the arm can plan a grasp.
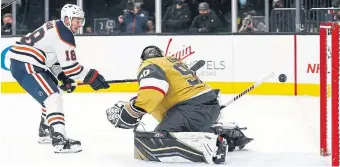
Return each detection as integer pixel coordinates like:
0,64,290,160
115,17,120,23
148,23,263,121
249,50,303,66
106,97,145,129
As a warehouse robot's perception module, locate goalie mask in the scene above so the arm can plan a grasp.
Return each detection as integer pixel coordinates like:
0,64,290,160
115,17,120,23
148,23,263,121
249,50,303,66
141,45,164,61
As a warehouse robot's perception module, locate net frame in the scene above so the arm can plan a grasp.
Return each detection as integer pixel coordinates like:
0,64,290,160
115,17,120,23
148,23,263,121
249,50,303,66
320,22,340,167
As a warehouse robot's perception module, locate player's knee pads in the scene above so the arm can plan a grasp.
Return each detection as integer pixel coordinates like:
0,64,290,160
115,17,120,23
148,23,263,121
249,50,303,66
133,131,227,164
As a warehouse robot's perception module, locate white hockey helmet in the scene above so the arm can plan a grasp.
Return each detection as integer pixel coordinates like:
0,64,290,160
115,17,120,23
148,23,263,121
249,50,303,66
60,4,85,29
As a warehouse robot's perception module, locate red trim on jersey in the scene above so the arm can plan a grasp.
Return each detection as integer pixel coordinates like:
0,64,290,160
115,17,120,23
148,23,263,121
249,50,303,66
34,73,53,95
27,64,34,74
48,116,65,124
13,45,46,63
89,71,98,84
140,86,165,96
64,64,81,75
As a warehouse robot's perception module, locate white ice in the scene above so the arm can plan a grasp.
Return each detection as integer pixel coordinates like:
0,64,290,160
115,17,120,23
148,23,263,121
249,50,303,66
0,93,331,167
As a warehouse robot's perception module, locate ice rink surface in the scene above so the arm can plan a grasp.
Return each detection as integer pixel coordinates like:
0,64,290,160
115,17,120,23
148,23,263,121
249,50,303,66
0,93,331,167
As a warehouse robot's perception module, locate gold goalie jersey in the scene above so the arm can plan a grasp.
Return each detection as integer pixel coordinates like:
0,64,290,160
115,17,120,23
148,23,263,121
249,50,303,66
134,57,211,121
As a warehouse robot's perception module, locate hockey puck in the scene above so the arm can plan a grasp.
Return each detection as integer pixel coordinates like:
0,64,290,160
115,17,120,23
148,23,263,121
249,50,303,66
278,74,287,83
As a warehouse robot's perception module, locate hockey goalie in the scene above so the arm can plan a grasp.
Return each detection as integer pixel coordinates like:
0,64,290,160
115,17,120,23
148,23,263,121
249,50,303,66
106,45,253,164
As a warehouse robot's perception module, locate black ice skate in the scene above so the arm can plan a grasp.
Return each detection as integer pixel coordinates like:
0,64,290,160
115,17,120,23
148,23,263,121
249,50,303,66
213,136,228,164
211,122,253,152
51,128,82,153
38,117,52,144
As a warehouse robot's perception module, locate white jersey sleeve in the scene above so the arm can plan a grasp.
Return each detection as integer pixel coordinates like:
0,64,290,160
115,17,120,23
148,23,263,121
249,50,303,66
51,20,90,81
8,20,90,81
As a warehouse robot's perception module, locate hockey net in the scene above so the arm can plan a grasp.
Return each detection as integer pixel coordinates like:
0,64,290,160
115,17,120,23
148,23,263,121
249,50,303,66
320,22,340,166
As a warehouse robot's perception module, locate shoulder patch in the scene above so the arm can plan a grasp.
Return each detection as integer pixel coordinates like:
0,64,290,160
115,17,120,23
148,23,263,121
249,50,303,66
55,20,76,47
138,64,167,82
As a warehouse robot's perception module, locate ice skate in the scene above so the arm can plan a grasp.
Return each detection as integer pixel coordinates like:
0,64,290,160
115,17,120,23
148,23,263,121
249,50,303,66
213,136,228,164
51,128,82,153
211,121,253,152
38,118,52,144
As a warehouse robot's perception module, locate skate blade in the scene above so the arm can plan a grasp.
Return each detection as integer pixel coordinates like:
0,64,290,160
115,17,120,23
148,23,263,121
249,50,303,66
38,137,52,144
54,145,82,153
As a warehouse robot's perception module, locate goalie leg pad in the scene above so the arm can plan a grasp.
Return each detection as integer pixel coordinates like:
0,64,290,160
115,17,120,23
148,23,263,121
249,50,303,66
134,131,227,164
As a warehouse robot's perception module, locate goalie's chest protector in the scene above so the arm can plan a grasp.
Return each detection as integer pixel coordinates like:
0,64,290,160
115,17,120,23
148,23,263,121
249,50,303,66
137,57,211,121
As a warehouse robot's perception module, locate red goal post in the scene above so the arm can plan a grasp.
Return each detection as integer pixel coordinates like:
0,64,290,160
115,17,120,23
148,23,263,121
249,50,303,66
320,22,340,167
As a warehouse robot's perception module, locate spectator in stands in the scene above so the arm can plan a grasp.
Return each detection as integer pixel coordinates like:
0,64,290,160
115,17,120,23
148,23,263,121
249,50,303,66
272,0,284,8
227,0,258,30
85,26,93,34
1,13,28,35
333,10,340,21
162,0,191,32
2,13,12,35
238,14,265,32
333,0,340,7
118,0,149,33
189,2,221,33
146,19,155,33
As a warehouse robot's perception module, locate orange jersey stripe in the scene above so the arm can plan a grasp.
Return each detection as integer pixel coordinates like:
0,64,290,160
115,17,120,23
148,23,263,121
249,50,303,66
34,74,53,95
12,46,45,63
64,65,81,75
27,64,34,74
48,116,65,124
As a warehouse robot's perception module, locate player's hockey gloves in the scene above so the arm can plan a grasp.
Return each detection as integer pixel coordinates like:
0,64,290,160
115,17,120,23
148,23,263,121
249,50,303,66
106,97,145,129
83,69,110,90
58,72,76,93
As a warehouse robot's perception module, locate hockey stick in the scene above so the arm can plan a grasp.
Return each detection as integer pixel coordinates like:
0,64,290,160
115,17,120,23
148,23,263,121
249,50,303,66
1,0,17,9
77,60,206,86
220,72,276,111
77,79,137,85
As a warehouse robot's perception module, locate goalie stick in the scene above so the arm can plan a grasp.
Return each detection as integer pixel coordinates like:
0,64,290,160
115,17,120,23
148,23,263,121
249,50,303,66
77,60,206,86
220,72,276,111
